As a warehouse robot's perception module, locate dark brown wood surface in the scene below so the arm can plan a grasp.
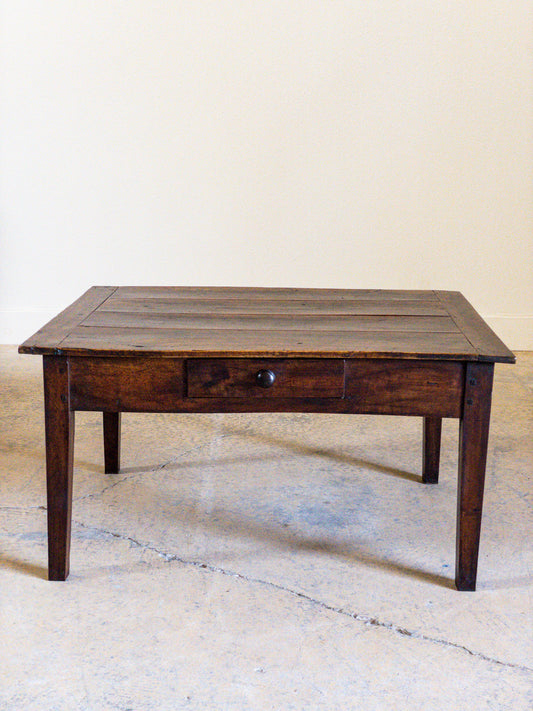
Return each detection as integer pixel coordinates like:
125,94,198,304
435,292,515,363
345,360,463,416
19,287,117,354
69,357,185,411
43,356,74,581
97,296,448,316
103,412,121,474
18,287,515,363
456,362,494,591
48,327,477,360
422,417,442,484
187,358,345,398
68,356,463,418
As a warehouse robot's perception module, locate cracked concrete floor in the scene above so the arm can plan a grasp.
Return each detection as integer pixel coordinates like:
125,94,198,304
1,345,532,710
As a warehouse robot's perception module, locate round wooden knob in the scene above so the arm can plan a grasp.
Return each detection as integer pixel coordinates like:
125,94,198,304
255,369,276,388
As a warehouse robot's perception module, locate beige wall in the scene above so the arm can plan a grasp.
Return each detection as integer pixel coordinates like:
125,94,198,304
1,2,532,347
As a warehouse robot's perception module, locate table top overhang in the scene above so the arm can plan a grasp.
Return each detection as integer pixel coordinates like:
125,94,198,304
18,286,515,363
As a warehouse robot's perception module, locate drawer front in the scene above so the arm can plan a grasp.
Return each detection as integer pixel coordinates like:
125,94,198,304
187,358,345,398
70,357,185,411
344,359,464,417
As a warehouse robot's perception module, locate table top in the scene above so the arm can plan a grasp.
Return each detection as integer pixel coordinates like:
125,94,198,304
19,286,515,363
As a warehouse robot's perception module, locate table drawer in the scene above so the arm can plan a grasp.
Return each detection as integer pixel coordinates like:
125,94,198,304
187,358,345,398
344,359,464,416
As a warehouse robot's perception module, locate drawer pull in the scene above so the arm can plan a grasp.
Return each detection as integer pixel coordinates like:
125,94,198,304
255,369,276,388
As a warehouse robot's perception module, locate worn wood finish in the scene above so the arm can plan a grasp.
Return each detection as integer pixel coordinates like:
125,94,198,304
43,356,74,581
84,311,461,333
19,287,117,354
19,287,515,587
116,286,441,300
48,327,478,360
422,417,442,484
103,412,121,474
345,360,463,417
99,296,448,316
69,356,462,417
456,362,494,591
435,292,515,363
70,357,185,411
18,287,511,363
187,358,345,398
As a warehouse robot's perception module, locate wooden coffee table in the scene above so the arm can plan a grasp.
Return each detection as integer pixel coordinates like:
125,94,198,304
19,287,515,589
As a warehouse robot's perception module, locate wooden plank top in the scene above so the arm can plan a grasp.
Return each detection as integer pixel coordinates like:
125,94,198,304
18,287,515,363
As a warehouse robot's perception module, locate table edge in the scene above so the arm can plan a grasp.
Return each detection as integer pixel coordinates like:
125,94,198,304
16,346,515,363
18,286,516,364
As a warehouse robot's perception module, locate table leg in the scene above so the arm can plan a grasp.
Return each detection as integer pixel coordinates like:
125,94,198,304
422,416,442,484
456,362,494,591
43,356,74,581
103,412,121,474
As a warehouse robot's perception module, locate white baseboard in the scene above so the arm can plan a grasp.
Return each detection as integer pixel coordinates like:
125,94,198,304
1,309,532,351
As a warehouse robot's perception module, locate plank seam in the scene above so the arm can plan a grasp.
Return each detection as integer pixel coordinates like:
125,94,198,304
433,290,480,358
75,324,462,334
57,287,118,349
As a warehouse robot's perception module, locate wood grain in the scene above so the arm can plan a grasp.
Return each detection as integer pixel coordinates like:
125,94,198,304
19,287,513,363
18,286,116,354
69,357,185,411
69,356,464,418
114,286,440,301
422,417,442,484
435,291,515,363
83,311,460,333
43,356,74,581
456,362,494,591
187,358,345,398
56,326,476,360
345,360,463,417
103,412,121,474
99,297,447,316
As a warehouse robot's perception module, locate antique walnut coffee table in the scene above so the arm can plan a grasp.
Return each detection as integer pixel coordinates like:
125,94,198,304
19,287,515,589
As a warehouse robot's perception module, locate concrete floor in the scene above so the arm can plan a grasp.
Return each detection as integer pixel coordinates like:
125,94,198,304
0,345,532,710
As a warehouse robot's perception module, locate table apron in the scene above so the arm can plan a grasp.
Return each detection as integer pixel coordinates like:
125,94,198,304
68,357,464,418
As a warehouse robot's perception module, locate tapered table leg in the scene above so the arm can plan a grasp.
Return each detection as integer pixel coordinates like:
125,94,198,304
103,412,121,474
43,356,74,581
456,362,494,591
422,416,442,484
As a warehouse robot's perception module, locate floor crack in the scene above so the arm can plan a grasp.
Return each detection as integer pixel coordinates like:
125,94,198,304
0,505,46,512
75,435,230,502
72,519,533,675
